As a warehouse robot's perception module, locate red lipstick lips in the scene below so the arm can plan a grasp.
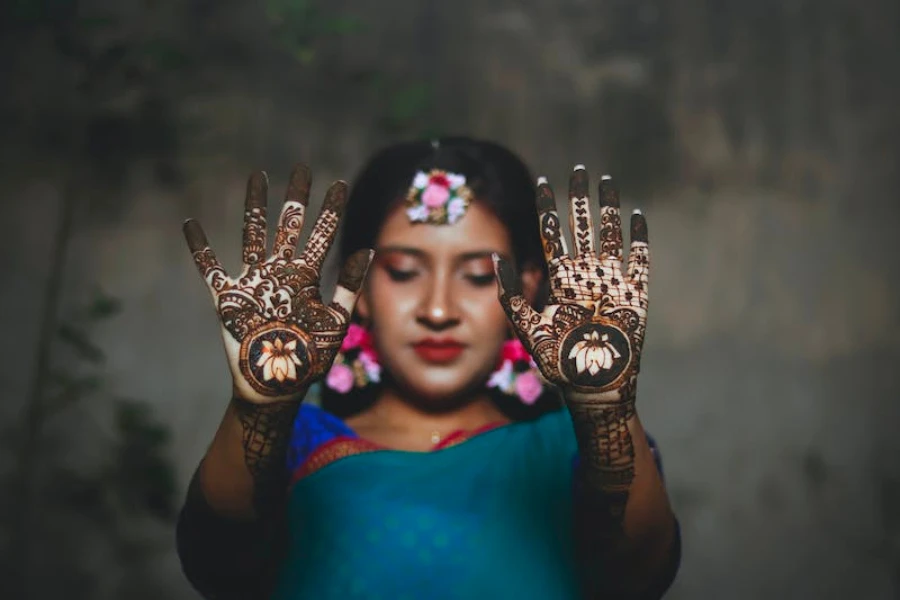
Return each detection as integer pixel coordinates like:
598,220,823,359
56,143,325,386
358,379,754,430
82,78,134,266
412,338,465,363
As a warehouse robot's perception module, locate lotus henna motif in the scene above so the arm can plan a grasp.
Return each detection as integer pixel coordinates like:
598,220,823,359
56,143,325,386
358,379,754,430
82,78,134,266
256,337,303,382
569,331,622,376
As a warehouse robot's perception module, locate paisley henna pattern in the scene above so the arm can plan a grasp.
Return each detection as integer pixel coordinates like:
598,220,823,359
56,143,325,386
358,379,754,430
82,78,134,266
495,165,650,524
184,165,372,511
272,165,311,260
242,172,269,266
184,167,370,402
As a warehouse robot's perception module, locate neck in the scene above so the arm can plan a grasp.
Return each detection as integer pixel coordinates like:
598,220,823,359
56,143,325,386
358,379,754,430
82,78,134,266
367,386,509,436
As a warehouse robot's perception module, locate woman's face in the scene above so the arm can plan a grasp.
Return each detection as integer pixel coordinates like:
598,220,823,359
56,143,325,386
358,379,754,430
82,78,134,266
357,201,534,407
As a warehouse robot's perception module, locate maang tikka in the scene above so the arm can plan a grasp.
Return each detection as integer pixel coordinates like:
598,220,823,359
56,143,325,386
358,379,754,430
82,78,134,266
405,169,473,225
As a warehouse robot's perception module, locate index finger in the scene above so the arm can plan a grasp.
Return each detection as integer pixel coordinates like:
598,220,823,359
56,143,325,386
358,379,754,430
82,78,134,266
300,180,348,274
183,218,229,295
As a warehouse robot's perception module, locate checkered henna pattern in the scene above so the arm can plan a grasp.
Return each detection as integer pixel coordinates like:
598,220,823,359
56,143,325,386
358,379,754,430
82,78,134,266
494,165,650,524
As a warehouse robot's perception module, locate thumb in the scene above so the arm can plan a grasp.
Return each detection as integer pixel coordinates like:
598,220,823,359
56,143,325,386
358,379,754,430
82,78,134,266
492,253,542,339
331,249,375,320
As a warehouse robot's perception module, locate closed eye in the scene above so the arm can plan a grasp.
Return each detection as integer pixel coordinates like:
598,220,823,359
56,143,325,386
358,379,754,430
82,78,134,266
465,274,496,287
385,267,418,282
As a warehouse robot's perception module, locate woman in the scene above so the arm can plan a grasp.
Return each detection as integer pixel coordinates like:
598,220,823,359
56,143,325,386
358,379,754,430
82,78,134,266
176,138,680,599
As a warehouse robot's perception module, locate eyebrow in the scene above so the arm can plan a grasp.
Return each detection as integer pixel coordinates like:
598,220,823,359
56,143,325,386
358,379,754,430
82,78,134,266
375,245,510,262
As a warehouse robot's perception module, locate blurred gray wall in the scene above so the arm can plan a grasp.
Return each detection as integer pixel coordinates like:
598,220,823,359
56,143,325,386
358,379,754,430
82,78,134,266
2,0,898,598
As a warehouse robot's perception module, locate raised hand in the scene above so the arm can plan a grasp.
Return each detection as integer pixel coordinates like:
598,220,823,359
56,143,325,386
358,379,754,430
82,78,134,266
493,165,649,410
184,165,372,404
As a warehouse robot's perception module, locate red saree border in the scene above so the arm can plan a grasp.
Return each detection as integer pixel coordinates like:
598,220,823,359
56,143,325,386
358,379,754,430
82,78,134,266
289,436,382,485
289,421,508,485
432,421,504,450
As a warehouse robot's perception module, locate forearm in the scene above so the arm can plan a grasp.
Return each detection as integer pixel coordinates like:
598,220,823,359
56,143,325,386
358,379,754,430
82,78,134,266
177,392,303,598
177,469,285,599
199,389,305,519
568,399,677,596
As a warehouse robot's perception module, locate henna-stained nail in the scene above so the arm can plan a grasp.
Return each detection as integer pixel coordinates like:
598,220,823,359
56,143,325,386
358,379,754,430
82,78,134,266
599,177,620,208
570,165,589,199
337,248,374,293
536,179,556,212
183,219,209,253
492,253,523,297
631,210,648,243
286,164,312,206
246,171,269,211
322,180,348,216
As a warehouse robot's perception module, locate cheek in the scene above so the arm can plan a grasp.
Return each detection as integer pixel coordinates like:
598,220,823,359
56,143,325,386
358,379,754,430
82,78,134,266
465,287,510,336
363,274,419,334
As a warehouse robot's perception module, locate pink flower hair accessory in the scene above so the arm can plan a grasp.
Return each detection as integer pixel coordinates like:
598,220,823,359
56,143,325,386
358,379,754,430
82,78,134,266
487,339,545,405
405,169,473,225
326,324,381,393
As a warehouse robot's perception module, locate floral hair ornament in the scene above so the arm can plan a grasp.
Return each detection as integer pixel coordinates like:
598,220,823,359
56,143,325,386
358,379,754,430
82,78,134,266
325,324,381,393
487,339,546,405
405,169,473,225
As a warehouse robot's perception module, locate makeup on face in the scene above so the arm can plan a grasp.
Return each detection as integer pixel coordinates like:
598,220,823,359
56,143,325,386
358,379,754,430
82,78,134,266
374,247,506,289
362,201,516,401
412,337,466,363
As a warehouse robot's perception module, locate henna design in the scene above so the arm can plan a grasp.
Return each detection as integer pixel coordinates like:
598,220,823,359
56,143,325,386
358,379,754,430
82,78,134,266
598,176,624,262
571,403,635,529
272,164,311,261
536,178,568,262
242,172,269,267
238,322,313,395
560,321,632,390
337,248,372,293
232,397,301,513
569,166,595,256
496,166,652,525
272,202,305,260
301,181,346,272
184,169,367,403
627,210,650,305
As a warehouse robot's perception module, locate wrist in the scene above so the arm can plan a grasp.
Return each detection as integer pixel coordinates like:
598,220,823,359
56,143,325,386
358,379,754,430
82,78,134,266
562,387,633,407
231,381,308,405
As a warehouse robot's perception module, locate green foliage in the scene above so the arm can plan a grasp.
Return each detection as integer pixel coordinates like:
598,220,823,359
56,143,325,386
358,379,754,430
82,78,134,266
47,397,177,523
110,398,177,520
48,290,178,522
265,0,362,64
3,289,178,596
385,82,431,133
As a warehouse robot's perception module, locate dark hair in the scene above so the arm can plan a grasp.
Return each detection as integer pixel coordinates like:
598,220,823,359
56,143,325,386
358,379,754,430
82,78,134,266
321,136,561,420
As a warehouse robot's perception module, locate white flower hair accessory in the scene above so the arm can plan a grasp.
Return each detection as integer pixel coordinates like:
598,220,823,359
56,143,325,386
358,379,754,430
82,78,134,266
405,169,473,225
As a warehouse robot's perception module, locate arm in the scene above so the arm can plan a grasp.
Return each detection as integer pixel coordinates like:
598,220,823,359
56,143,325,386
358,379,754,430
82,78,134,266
495,166,678,598
176,398,301,599
567,401,679,598
175,165,372,598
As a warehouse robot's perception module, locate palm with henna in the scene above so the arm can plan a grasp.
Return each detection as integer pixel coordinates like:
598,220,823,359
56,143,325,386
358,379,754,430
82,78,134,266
181,165,372,518
184,165,373,405
493,165,649,496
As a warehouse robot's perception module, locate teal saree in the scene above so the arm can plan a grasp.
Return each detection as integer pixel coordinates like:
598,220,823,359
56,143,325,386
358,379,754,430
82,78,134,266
271,405,583,599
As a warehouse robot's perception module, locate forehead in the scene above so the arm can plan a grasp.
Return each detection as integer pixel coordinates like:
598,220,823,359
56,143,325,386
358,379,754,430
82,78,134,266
375,201,513,255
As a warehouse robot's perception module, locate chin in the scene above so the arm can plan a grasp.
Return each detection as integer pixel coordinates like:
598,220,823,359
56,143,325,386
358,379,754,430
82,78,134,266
392,372,490,412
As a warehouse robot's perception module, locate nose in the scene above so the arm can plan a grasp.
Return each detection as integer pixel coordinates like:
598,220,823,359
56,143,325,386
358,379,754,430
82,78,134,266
416,274,459,330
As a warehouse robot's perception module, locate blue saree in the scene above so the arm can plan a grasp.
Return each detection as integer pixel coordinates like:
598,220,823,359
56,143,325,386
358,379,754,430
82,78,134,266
269,404,664,599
